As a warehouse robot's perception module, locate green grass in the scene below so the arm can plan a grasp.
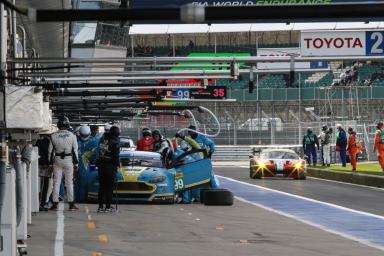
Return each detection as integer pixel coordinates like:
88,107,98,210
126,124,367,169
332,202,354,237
316,163,384,176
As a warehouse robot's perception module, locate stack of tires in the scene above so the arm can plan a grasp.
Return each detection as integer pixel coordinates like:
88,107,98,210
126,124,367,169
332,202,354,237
200,188,234,206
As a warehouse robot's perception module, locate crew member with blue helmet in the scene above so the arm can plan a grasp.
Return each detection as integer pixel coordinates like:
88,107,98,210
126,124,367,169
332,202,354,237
187,125,215,158
75,125,100,202
177,125,219,203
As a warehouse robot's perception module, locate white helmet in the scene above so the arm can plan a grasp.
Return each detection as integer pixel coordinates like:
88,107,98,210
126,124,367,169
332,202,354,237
79,125,91,139
74,126,81,136
105,123,112,132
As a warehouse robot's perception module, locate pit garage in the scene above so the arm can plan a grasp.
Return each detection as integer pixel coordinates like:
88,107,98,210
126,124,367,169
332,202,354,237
1,1,384,256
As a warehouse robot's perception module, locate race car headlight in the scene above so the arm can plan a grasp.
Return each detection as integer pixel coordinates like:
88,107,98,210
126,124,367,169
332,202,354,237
150,176,166,183
295,162,303,169
257,160,266,168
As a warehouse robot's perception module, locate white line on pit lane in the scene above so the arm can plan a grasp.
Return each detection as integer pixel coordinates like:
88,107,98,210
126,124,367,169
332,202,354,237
307,176,384,192
54,203,65,256
234,196,384,252
218,175,384,220
219,175,384,252
215,164,384,191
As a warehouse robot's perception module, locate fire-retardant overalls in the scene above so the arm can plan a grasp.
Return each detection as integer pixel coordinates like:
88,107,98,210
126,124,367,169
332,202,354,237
347,132,360,171
374,129,384,171
75,135,99,202
49,130,79,204
136,135,154,151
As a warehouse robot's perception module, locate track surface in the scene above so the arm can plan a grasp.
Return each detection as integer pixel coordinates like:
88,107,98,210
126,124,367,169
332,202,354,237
26,166,384,256
214,167,384,216
29,202,383,256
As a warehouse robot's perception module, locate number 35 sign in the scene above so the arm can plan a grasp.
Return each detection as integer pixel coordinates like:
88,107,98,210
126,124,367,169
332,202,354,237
301,30,384,56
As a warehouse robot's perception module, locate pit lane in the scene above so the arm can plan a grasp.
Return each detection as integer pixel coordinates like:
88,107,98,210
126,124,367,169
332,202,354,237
27,165,384,256
214,166,384,216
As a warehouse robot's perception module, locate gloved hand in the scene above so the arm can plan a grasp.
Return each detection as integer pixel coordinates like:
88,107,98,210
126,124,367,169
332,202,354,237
175,133,185,140
73,164,78,176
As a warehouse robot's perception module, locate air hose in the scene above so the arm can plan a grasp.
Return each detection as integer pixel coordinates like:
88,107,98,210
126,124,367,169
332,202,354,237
178,106,221,138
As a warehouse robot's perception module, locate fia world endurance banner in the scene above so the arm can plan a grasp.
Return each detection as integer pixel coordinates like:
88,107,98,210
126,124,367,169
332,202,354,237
129,0,382,8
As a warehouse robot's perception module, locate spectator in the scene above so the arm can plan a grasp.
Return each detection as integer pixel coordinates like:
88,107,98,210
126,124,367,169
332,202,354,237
336,124,348,167
188,40,195,48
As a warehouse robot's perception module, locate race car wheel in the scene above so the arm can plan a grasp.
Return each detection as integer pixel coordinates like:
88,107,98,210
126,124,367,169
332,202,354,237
294,172,307,180
203,189,234,206
250,169,262,179
299,174,307,180
199,188,210,204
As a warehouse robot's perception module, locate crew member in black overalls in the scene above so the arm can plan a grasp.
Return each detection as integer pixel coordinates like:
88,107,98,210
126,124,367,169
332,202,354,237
35,133,51,211
97,126,120,213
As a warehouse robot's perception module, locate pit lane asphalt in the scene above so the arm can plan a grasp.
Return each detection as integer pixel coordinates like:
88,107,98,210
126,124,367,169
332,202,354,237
214,166,384,216
27,166,384,256
29,201,383,256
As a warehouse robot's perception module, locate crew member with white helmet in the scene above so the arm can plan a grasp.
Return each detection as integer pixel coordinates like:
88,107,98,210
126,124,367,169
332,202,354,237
49,116,79,211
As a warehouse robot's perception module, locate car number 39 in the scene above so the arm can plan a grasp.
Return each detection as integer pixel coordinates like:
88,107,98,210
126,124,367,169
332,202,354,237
174,179,184,191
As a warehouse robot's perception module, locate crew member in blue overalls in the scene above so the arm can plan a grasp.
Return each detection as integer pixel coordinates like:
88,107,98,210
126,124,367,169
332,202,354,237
75,125,100,202
178,125,218,203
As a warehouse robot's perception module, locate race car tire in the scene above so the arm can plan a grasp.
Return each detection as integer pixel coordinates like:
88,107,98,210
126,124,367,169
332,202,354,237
250,169,262,179
294,172,307,180
199,188,211,204
203,189,234,206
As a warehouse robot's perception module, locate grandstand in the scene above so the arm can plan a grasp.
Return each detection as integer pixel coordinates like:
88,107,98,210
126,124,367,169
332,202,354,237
69,17,384,147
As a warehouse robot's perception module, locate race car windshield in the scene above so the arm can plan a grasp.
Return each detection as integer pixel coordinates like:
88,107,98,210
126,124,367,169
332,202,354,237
120,157,164,168
120,138,133,148
261,152,299,160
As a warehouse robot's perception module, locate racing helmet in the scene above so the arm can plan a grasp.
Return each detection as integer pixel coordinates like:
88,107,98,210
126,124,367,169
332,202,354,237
188,125,198,139
152,129,162,140
79,125,91,139
104,123,112,132
74,126,81,136
57,116,70,130
109,126,120,138
142,128,152,136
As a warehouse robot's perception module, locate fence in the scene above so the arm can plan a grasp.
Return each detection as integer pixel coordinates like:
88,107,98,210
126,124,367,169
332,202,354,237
121,118,379,161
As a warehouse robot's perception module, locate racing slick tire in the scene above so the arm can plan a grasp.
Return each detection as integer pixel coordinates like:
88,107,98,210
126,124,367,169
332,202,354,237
250,169,262,179
199,188,210,204
294,172,307,180
203,189,234,206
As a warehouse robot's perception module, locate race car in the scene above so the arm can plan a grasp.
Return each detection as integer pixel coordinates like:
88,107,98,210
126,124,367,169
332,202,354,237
249,149,306,179
87,150,214,203
119,136,136,151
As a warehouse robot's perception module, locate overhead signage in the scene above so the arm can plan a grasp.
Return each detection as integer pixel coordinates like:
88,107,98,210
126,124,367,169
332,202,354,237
130,0,374,8
257,48,328,69
301,30,384,56
165,86,227,100
190,86,227,100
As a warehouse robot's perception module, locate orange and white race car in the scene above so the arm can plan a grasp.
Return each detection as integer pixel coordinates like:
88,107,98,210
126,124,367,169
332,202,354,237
249,149,306,179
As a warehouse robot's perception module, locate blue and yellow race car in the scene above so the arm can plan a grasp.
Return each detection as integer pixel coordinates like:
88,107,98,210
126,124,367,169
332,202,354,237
87,151,213,203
